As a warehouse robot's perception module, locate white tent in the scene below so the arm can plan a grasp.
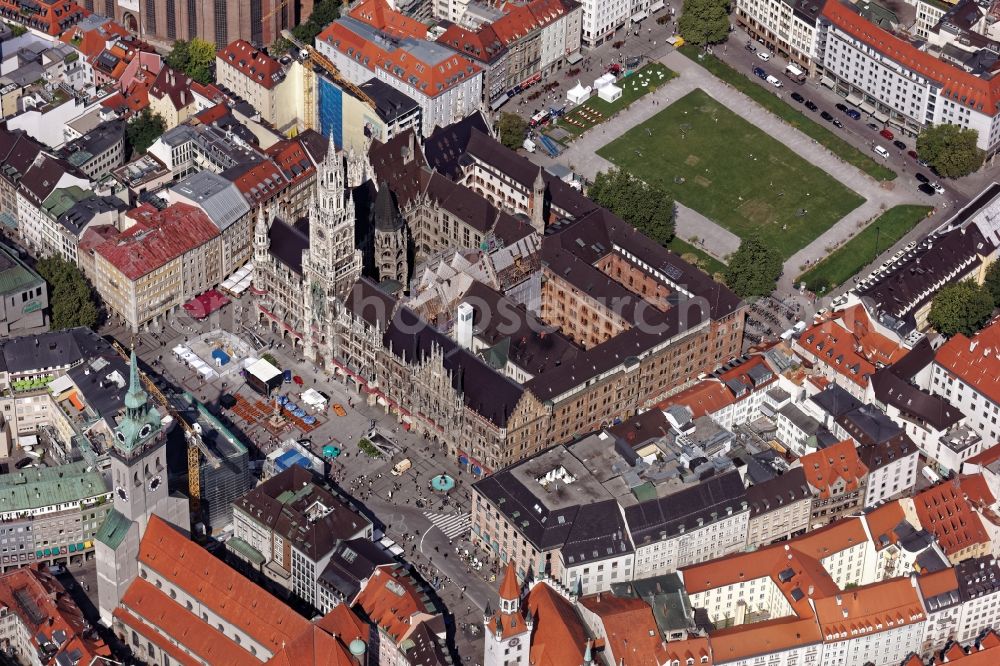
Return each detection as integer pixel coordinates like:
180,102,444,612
567,81,591,105
594,73,616,90
599,84,623,103
301,388,327,410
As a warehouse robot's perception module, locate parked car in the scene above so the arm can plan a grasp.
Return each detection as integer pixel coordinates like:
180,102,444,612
753,66,767,79
918,183,936,196
907,150,919,160
873,145,890,159
915,173,929,183
333,403,347,417
745,41,756,52
893,140,906,151
765,75,782,88
791,92,805,103
880,128,895,140
835,103,848,112
931,182,945,194
757,51,772,61
831,117,844,128
820,111,834,121
866,122,879,131
804,100,818,111
845,109,861,120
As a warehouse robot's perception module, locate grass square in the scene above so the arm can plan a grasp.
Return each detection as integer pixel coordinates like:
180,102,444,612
596,88,866,260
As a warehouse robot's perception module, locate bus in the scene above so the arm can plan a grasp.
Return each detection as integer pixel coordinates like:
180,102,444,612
784,63,806,84
529,110,550,127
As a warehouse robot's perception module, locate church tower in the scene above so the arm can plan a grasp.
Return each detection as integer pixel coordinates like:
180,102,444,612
484,561,531,666
95,352,190,624
253,204,270,265
301,138,363,362
372,182,409,293
531,167,547,236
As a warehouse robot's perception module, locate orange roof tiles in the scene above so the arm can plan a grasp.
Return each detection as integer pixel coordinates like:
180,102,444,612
966,442,1000,467
118,578,259,665
797,305,906,388
799,440,868,499
659,380,735,417
913,476,993,556
114,607,200,666
499,559,521,600
264,626,356,666
138,515,310,655
864,500,906,551
709,616,822,663
916,567,959,601
0,0,88,35
578,594,670,666
526,584,589,666
812,577,925,642
317,19,481,98
218,40,285,90
350,0,427,38
934,318,1000,407
96,203,220,281
823,0,1000,117
354,564,436,645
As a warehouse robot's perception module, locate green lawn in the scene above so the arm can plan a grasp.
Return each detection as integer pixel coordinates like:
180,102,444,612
666,236,727,276
678,46,896,182
554,63,676,136
597,89,866,260
797,205,933,294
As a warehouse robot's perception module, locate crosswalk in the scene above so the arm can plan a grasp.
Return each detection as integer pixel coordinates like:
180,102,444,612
423,511,471,540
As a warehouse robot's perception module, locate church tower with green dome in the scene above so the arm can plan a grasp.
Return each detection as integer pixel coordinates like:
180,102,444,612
96,349,191,625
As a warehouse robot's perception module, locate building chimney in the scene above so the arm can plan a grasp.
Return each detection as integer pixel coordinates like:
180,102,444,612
456,302,474,349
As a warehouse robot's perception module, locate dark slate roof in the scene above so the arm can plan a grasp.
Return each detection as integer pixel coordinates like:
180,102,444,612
372,182,404,232
623,471,747,545
384,307,524,427
809,384,863,420
888,336,935,380
744,449,788,485
57,194,127,237
423,111,491,179
359,78,420,124
872,366,964,432
403,617,453,666
317,537,393,602
746,467,810,518
298,128,331,165
857,433,917,472
369,130,426,207
18,155,72,206
956,555,1000,601
234,466,370,560
560,499,633,566
344,277,397,330
837,405,903,446
268,217,309,275
1,327,108,374
67,353,128,420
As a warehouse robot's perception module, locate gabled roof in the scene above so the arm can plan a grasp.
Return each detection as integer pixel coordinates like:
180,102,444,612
217,39,284,90
578,593,669,666
934,317,1000,407
797,305,906,388
353,564,437,645
526,584,590,666
349,0,428,38
799,439,868,498
813,577,925,642
913,476,993,556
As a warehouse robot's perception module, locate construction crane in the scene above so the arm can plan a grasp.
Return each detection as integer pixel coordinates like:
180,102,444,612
109,341,221,517
281,28,378,112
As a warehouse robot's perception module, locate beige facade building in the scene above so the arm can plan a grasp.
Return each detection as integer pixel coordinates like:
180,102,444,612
215,40,305,135
745,467,813,550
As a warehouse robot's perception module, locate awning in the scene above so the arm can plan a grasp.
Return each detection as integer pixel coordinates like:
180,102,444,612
872,109,889,123
820,76,835,89
845,93,862,106
490,95,509,110
566,51,583,65
859,101,876,115
631,10,648,22
650,0,665,11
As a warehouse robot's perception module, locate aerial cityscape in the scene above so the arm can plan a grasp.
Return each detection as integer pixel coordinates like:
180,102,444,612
1,0,1000,664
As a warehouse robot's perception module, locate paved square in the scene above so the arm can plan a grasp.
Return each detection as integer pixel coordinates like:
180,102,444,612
597,88,866,260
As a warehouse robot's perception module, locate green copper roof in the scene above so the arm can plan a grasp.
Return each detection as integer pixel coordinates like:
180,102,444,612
0,460,108,514
95,508,132,549
227,536,265,565
0,242,43,296
42,185,90,219
114,350,162,454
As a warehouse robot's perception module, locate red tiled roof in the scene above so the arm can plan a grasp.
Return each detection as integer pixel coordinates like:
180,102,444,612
526,583,589,666
228,159,286,207
437,24,505,64
354,564,436,645
913,476,993,556
137,515,310,654
916,567,959,600
118,578,258,665
578,594,669,666
266,137,317,185
966,442,1000,467
797,305,906,388
350,0,427,39
823,0,1000,117
217,40,284,90
499,559,520,600
864,500,906,551
659,380,735,417
96,203,220,281
799,439,869,499
0,0,88,35
934,318,1000,406
317,20,481,98
264,626,356,666
813,577,925,642
114,607,200,666
149,67,198,111
710,616,822,663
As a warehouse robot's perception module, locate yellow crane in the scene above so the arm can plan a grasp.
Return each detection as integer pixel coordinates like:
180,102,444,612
281,28,378,111
109,340,221,516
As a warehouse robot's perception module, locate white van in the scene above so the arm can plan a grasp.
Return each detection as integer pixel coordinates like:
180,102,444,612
757,51,771,62
784,63,806,83
872,145,890,159
391,458,412,476
765,75,782,88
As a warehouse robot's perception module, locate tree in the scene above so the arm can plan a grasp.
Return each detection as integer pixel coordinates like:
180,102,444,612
126,109,166,156
35,256,100,330
916,124,985,179
985,260,1000,307
165,38,215,85
587,169,675,244
497,113,529,151
678,0,731,47
928,280,995,337
723,234,782,299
